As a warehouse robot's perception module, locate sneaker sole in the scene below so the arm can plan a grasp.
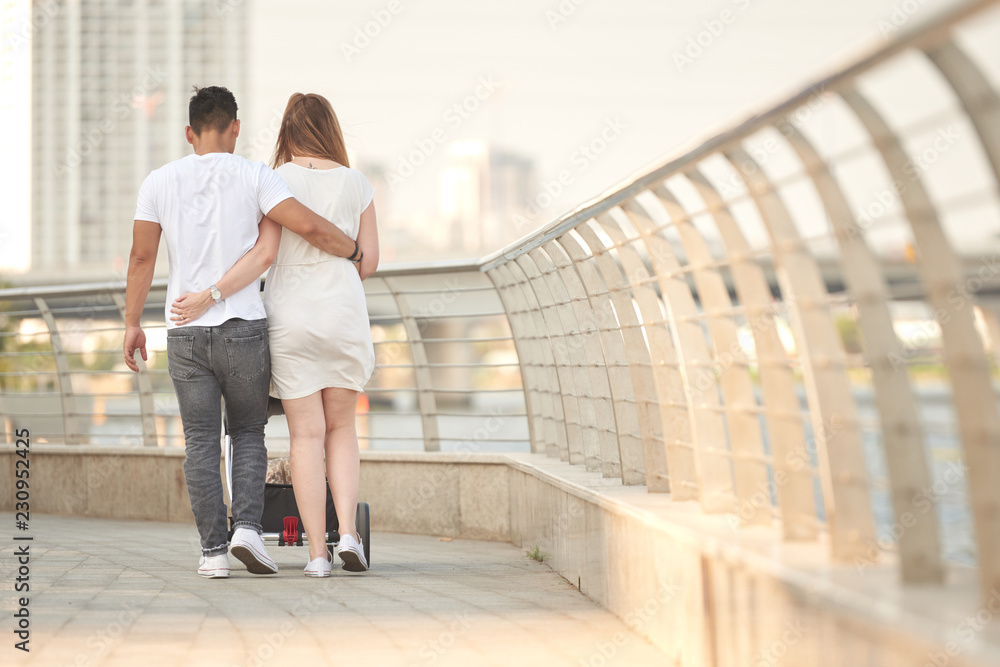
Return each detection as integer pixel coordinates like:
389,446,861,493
198,568,230,579
304,569,331,578
338,548,368,572
231,544,278,575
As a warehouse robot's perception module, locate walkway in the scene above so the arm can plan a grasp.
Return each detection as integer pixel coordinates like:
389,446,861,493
3,513,667,666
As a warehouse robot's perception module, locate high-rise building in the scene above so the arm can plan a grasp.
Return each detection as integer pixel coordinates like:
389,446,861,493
29,0,248,283
0,0,33,275
439,141,535,256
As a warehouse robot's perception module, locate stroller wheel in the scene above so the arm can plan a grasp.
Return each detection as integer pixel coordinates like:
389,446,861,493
356,502,371,567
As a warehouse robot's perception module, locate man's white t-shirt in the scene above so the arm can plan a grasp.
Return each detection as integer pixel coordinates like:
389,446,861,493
134,152,293,329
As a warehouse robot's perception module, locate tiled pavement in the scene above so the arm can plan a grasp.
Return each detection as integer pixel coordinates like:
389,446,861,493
2,513,668,666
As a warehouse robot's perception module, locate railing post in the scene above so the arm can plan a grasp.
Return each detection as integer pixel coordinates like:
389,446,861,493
542,240,621,475
504,259,568,460
33,297,82,445
384,277,440,452
576,220,669,491
484,266,543,453
723,146,876,561
555,232,644,485
629,192,770,520
113,293,158,447
925,40,1000,187
523,249,590,465
684,168,819,540
779,122,943,582
842,86,1000,601
489,264,556,455
561,216,694,496
586,212,674,492
514,253,576,462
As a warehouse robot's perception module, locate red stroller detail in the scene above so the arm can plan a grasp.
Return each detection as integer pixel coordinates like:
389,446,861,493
223,396,371,566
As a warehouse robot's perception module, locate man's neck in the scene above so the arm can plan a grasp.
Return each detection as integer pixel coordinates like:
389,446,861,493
190,129,234,155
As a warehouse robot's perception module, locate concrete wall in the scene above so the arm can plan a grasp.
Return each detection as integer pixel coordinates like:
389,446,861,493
502,455,1000,667
0,445,192,522
0,446,512,541
359,453,510,541
2,445,998,667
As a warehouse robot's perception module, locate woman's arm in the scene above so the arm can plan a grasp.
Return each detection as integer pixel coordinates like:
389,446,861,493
169,216,281,324
355,201,379,281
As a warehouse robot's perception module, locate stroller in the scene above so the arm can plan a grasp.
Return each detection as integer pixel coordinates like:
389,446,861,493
223,396,371,567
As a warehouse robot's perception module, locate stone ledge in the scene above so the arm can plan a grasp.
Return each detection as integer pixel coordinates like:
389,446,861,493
0,443,187,457
503,451,1000,667
0,444,514,464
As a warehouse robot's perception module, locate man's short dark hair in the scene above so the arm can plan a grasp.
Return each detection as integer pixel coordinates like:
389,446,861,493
189,86,238,135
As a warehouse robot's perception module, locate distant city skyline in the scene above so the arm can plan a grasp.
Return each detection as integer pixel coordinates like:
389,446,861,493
27,0,247,283
0,0,972,280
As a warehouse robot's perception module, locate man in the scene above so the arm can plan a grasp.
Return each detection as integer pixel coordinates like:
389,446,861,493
123,86,359,578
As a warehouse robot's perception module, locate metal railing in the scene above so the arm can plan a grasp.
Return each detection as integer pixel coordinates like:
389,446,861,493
0,266,529,453
476,0,1000,601
3,0,1000,603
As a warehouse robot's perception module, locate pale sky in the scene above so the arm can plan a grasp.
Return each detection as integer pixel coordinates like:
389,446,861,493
238,0,962,263
2,0,986,271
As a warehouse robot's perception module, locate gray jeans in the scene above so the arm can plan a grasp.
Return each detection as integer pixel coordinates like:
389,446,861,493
167,317,270,556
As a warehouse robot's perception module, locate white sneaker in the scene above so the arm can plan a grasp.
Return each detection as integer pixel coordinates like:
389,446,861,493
304,550,333,578
230,527,278,575
198,553,230,578
336,533,368,572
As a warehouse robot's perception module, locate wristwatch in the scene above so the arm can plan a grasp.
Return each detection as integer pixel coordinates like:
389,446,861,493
210,284,222,304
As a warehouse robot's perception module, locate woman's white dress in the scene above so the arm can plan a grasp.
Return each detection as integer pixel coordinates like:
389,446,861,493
262,162,376,399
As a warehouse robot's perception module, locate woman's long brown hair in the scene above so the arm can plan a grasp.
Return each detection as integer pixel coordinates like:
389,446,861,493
271,93,349,168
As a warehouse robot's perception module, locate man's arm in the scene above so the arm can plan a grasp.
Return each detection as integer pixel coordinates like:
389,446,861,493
123,220,161,372
265,198,356,258
169,216,281,324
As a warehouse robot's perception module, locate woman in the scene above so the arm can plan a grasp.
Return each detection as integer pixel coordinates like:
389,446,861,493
171,93,378,578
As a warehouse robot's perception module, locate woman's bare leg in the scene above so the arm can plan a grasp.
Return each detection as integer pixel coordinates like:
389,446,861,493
283,392,330,561
321,387,360,541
